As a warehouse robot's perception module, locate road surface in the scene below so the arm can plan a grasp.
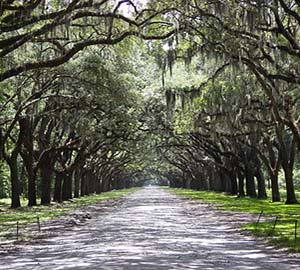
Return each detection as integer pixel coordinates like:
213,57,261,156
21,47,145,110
1,187,300,269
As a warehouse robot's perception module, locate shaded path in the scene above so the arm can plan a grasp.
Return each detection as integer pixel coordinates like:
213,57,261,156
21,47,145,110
1,187,300,269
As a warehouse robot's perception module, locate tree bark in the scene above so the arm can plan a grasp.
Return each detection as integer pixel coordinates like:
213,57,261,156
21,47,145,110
245,164,257,197
278,130,297,204
74,169,81,198
102,176,110,192
19,116,37,206
40,158,53,205
23,153,37,206
230,171,238,195
7,148,21,208
237,172,245,197
95,175,102,194
255,167,267,199
270,173,281,202
62,172,72,201
53,171,63,202
282,164,297,204
80,171,86,197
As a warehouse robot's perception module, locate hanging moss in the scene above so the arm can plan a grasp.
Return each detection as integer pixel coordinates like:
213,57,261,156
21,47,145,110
213,1,226,18
165,89,172,108
171,91,176,109
161,58,167,88
180,92,186,112
247,10,255,32
165,88,176,111
162,70,165,88
167,49,176,76
184,47,193,69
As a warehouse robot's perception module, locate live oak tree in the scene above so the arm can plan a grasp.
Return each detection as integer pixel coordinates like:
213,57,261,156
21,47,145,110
0,0,177,82
3,0,300,207
0,0,178,207
0,36,152,207
152,0,300,204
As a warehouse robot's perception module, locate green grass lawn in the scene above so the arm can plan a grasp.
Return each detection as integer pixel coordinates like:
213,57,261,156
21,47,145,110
169,188,300,252
0,188,139,227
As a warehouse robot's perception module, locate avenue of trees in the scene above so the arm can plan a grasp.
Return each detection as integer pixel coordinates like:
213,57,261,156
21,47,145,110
159,0,300,204
0,0,172,208
1,0,300,207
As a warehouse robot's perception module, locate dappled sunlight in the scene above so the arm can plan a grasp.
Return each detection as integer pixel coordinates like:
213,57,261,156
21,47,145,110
2,187,300,269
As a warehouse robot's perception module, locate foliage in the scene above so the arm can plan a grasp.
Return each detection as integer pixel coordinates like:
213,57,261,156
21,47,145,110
2,0,300,211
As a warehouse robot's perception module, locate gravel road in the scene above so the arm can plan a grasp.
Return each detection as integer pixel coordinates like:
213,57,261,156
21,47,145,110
1,187,300,270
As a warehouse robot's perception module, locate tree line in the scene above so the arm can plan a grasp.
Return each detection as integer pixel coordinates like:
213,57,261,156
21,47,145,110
158,0,300,204
2,0,300,206
0,0,173,208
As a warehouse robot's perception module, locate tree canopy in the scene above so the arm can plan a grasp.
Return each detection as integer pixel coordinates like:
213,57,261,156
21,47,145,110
2,0,300,207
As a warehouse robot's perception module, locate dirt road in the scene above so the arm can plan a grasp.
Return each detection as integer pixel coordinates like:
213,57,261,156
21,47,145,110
1,187,300,269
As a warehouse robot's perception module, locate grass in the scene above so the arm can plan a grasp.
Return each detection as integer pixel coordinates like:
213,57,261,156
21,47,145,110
243,220,300,252
169,187,300,252
0,188,140,227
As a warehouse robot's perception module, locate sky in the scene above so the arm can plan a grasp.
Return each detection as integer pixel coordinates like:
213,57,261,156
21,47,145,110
116,0,149,16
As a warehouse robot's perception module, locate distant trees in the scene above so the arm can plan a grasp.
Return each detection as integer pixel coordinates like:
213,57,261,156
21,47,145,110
0,42,148,207
0,0,178,207
3,0,300,206
156,0,300,204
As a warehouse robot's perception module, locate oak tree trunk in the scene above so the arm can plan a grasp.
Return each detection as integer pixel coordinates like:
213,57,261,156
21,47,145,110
40,159,53,205
282,164,297,204
270,173,280,202
245,165,257,197
53,171,63,202
237,172,245,197
7,149,21,208
255,167,267,199
74,169,81,198
62,172,72,201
